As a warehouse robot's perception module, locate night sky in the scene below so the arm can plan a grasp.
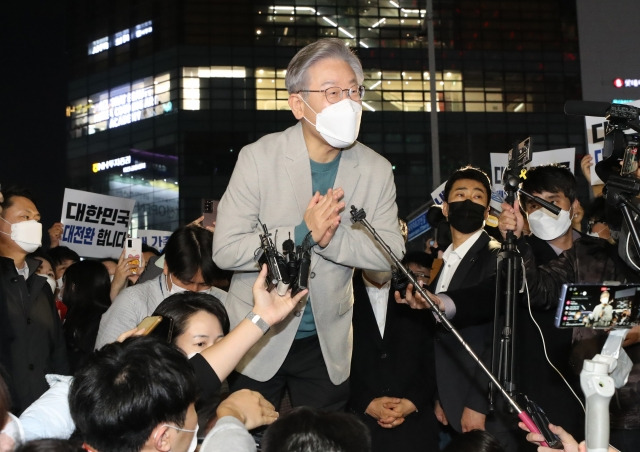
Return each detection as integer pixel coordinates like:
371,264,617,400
1,2,68,230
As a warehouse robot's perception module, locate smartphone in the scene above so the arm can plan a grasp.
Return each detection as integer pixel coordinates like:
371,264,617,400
136,315,174,343
555,283,640,328
202,199,219,229
620,137,639,177
125,237,143,274
136,316,163,334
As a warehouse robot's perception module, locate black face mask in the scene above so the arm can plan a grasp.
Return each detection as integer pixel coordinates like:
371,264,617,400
446,199,486,234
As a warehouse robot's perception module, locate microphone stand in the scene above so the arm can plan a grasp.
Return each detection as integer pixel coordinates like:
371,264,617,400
491,162,521,412
349,205,549,446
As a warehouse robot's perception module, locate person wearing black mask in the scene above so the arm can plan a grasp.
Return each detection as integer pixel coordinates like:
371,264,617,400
396,166,516,449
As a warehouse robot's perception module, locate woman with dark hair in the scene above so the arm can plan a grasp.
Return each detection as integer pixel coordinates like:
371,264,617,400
152,292,231,430
152,292,230,354
61,260,112,373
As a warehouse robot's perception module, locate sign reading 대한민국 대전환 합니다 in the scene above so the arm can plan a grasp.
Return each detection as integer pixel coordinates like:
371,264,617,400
59,188,135,259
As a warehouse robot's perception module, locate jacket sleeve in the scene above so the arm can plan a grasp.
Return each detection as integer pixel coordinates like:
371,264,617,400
95,288,144,349
518,237,577,310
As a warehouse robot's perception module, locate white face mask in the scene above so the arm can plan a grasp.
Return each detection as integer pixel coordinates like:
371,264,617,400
56,276,64,290
45,275,56,294
186,424,199,452
0,217,42,253
168,274,188,295
186,351,199,359
527,208,572,241
301,97,363,149
162,423,198,452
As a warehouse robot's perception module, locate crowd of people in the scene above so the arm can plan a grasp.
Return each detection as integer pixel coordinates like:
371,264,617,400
1,37,637,452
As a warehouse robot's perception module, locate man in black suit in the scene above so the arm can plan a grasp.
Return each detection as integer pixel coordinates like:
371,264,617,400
348,252,438,452
396,166,514,447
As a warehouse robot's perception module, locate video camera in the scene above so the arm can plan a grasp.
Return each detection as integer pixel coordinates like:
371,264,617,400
255,223,312,296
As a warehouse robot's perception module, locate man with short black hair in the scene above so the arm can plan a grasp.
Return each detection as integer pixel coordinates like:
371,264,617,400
96,225,227,348
500,165,640,450
70,337,198,452
396,166,515,447
0,186,68,414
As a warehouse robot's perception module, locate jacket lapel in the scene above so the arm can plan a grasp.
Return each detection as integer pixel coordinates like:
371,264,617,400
283,123,313,217
333,145,360,213
447,231,490,291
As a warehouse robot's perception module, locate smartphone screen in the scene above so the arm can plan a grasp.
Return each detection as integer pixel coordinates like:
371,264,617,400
555,283,640,328
621,140,639,177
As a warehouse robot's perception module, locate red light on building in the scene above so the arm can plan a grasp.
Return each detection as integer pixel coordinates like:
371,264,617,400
613,78,624,88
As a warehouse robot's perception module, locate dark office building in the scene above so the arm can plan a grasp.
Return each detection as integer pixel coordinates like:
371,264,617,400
64,0,583,235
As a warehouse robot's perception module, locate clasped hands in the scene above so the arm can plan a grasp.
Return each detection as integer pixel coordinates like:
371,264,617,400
365,397,417,429
304,188,345,248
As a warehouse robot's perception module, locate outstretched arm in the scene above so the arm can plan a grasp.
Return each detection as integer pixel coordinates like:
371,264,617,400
198,264,308,381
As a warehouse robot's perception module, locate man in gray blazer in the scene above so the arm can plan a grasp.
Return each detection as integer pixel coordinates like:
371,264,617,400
212,38,404,411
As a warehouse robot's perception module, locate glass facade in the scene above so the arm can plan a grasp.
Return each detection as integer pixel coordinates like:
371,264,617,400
65,0,583,236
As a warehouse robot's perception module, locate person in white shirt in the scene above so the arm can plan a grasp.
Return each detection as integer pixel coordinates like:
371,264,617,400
396,166,515,449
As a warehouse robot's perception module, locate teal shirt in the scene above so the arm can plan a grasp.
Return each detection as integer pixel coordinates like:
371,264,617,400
294,153,342,339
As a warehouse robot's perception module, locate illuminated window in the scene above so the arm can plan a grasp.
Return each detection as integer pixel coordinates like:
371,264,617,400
254,68,471,113
68,72,174,136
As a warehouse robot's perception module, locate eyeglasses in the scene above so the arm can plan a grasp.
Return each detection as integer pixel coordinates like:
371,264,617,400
297,85,365,104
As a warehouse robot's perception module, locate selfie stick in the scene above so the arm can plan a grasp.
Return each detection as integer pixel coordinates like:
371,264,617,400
581,329,632,452
350,205,548,445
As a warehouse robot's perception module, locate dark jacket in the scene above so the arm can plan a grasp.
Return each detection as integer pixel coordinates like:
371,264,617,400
429,230,501,433
519,235,640,431
520,234,639,309
515,234,585,439
0,256,69,414
349,270,438,452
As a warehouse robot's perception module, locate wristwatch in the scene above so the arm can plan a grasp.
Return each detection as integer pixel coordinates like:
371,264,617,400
245,311,270,334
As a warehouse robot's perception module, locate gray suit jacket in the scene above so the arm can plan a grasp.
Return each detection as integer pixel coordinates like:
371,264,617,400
212,122,404,384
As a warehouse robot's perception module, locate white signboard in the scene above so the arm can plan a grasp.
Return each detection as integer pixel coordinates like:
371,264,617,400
137,229,171,253
489,148,576,185
584,99,640,186
430,181,447,206
60,188,135,259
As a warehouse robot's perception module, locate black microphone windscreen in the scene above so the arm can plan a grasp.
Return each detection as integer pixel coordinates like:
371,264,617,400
564,100,611,117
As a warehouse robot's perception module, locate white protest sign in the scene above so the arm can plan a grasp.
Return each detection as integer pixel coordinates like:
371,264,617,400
430,181,447,206
137,229,171,253
490,148,576,185
490,183,506,212
584,99,640,186
60,188,135,259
